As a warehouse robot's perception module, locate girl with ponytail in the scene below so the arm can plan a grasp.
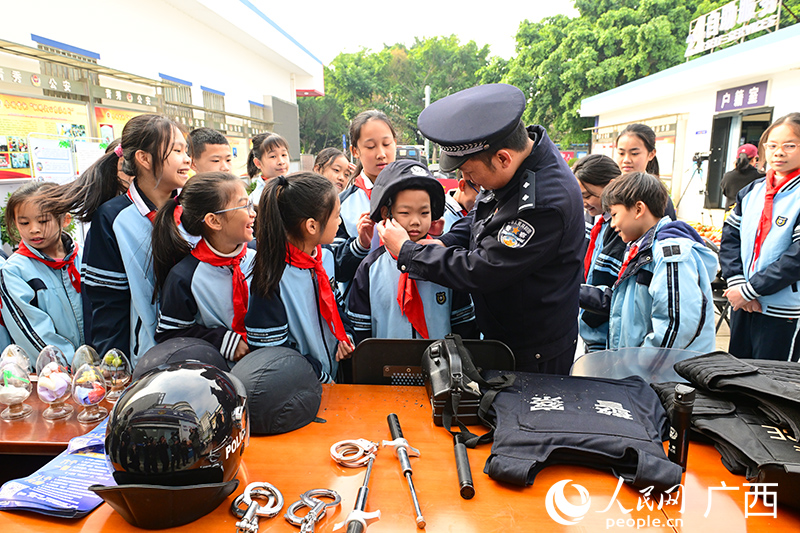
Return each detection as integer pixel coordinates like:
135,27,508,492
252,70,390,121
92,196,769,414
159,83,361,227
153,172,256,362
246,172,354,383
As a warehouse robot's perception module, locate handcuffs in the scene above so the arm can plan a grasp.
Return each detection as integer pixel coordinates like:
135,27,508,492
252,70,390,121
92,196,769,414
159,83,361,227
330,438,378,468
230,482,284,533
285,488,342,533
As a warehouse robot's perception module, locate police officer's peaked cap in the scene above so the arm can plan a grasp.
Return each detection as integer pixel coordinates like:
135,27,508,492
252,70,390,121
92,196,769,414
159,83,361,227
418,83,526,172
369,159,445,223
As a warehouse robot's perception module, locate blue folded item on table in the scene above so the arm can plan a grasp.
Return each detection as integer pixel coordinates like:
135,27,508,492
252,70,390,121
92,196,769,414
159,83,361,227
0,419,115,518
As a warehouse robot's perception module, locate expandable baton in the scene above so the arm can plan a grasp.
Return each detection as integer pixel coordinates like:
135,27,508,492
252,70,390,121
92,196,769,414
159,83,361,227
453,434,475,499
383,413,425,529
334,455,381,533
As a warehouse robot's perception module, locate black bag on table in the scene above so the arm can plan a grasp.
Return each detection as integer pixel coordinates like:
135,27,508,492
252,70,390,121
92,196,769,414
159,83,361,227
421,334,515,447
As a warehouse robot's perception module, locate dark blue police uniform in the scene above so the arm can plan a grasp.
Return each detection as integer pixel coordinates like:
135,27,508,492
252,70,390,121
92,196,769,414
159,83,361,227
397,84,585,374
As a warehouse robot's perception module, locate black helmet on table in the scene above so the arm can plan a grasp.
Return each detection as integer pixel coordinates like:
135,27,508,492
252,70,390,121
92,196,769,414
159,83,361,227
90,361,248,529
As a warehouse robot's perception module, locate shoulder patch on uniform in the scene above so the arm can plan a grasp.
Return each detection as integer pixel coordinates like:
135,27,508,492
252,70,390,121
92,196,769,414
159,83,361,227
776,216,788,227
436,291,446,305
498,219,535,248
661,243,686,262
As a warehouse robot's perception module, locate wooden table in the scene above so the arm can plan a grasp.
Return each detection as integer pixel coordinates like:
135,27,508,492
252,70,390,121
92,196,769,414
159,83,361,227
1,384,799,532
0,394,111,455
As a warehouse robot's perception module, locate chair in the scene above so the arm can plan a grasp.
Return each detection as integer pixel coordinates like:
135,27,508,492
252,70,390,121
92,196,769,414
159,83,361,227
703,237,731,333
349,338,515,385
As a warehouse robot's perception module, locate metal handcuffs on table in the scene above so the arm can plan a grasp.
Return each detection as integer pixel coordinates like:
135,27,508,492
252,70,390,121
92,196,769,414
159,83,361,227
330,438,379,468
230,481,284,533
285,488,342,533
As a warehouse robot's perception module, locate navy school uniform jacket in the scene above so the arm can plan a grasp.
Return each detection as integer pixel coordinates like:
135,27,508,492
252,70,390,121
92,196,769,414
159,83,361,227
245,247,353,383
396,126,585,366
155,243,255,361
82,181,168,367
0,234,83,366
346,245,478,345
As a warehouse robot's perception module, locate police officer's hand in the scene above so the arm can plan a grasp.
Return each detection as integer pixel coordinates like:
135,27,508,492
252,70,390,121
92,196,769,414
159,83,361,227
234,338,250,361
377,218,410,256
336,337,354,361
357,212,375,249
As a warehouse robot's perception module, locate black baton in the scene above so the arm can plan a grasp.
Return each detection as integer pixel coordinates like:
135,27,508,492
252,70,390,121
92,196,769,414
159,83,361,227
453,434,475,499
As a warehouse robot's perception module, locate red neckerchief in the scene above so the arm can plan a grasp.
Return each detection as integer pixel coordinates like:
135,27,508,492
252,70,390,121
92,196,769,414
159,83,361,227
285,243,349,342
354,173,372,200
126,184,183,224
751,168,800,271
16,240,81,293
388,244,430,339
191,240,248,340
584,217,605,279
617,244,639,281
459,208,468,216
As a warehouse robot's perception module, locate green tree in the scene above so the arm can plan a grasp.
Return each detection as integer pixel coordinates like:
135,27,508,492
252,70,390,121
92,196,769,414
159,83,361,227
505,1,699,145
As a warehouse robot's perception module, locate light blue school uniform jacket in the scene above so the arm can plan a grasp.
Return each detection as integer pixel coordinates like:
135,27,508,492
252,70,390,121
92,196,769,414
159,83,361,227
720,174,800,318
0,254,11,351
0,234,83,367
346,246,478,345
156,242,256,361
249,177,267,207
82,181,160,367
245,247,353,383
442,191,468,234
607,218,718,352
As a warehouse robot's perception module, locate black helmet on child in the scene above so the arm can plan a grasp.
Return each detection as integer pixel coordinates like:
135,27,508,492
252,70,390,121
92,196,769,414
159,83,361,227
369,159,446,222
90,361,248,529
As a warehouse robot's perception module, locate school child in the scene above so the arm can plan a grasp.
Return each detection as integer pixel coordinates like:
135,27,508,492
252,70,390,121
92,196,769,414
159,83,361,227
188,127,232,174
40,114,191,366
152,172,255,362
0,181,82,366
582,172,717,352
720,113,800,361
614,124,677,220
245,172,354,383
574,154,623,351
337,110,397,249
442,173,480,234
347,160,478,345
314,147,352,192
247,133,289,207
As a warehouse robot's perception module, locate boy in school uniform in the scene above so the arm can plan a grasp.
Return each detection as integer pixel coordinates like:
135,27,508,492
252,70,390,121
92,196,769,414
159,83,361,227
188,127,232,174
442,174,481,234
347,160,478,344
581,172,718,352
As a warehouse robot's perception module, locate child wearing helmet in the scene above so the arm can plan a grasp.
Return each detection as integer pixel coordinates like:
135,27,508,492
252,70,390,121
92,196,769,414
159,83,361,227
346,160,478,344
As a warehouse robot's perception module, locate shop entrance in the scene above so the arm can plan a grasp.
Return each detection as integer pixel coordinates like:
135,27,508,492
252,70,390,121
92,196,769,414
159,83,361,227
705,107,772,208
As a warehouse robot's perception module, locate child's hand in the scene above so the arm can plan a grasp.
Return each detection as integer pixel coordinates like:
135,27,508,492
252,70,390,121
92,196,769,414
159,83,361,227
357,212,375,249
428,218,445,238
336,338,354,361
724,286,760,312
233,338,250,361
377,219,410,256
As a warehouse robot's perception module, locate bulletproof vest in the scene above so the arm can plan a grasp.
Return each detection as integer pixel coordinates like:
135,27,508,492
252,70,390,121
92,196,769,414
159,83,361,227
674,352,800,438
652,381,800,510
483,371,682,491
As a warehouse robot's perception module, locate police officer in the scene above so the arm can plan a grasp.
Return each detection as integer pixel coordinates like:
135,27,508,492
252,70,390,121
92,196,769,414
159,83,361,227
378,84,584,374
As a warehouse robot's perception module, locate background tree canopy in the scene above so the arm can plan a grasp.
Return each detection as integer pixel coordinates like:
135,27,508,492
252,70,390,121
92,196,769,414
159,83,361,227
299,0,798,156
